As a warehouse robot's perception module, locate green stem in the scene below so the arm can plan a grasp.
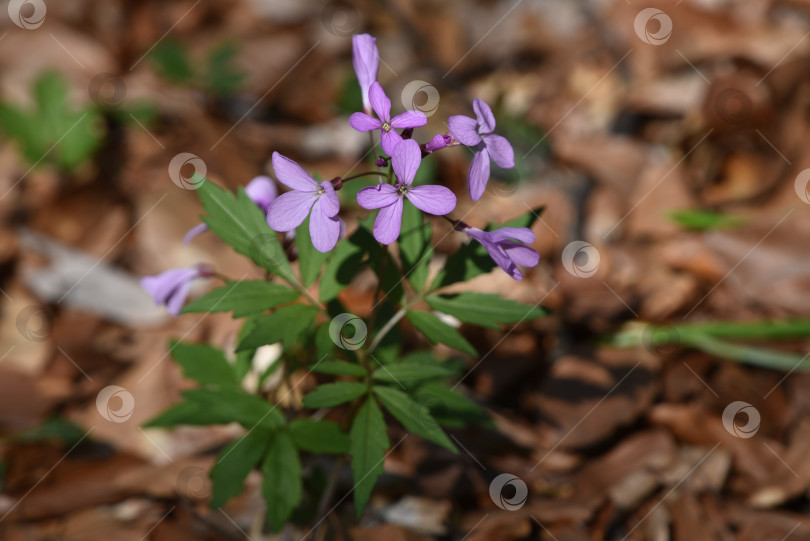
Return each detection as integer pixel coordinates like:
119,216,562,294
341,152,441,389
367,296,421,354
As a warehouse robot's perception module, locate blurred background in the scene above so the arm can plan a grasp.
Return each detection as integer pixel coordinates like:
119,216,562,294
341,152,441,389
1,0,810,539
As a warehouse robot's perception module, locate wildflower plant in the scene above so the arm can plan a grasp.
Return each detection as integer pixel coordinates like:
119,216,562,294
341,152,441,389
143,33,547,532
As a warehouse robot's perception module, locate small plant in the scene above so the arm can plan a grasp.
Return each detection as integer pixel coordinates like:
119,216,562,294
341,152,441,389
150,40,246,97
0,72,104,172
143,34,547,532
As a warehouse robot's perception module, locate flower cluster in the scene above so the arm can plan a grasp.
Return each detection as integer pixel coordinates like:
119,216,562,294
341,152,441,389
142,33,540,314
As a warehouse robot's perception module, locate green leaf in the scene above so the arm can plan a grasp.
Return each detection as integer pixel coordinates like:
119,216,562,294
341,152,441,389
181,280,299,317
233,315,260,382
198,182,295,283
289,419,350,454
0,72,103,171
319,229,368,302
296,215,331,287
13,417,87,445
144,399,228,428
205,42,246,96
170,340,238,388
399,204,432,292
210,429,271,508
414,381,492,428
151,40,195,84
261,432,302,531
373,386,457,452
372,362,452,386
302,381,367,408
182,388,284,430
314,323,336,360
311,360,367,378
349,398,389,514
237,304,319,351
668,208,746,231
425,292,546,329
406,311,476,355
430,240,495,291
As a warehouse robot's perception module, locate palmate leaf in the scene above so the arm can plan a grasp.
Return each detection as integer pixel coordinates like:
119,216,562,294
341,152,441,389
210,429,272,508
182,280,299,317
262,432,302,531
197,182,296,283
406,310,476,355
373,385,457,452
349,397,389,514
426,292,546,329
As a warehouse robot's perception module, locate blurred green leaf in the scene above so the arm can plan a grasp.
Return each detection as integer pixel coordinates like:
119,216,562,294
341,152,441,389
289,419,350,454
406,310,476,355
302,381,367,408
205,42,246,96
210,429,271,508
296,215,332,287
170,340,239,388
237,304,319,351
262,432,302,531
426,292,546,329
151,41,194,84
668,208,746,231
373,385,457,452
181,280,299,317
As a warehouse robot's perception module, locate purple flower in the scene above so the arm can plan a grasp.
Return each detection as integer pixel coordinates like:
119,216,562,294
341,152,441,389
425,134,452,153
357,140,456,244
349,82,427,155
352,34,379,114
184,176,277,245
141,265,211,315
448,98,514,201
266,152,340,253
464,226,539,280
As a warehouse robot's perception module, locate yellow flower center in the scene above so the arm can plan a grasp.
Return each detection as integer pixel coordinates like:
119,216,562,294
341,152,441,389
382,122,391,132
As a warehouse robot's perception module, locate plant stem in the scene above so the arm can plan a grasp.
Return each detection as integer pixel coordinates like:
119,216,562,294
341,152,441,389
309,455,346,541
339,171,387,184
368,297,420,354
